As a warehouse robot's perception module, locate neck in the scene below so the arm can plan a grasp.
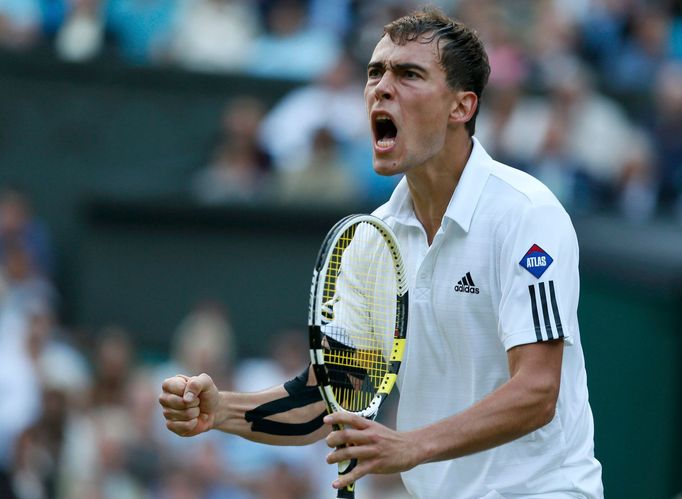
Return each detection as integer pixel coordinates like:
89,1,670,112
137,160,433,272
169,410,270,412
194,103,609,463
406,134,473,244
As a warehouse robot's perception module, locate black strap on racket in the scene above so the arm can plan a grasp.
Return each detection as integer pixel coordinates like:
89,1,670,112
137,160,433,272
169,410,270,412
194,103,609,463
244,365,325,436
250,411,327,436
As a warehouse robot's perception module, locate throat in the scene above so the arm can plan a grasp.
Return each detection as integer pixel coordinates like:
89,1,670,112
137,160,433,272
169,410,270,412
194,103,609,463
407,174,455,246
420,218,442,246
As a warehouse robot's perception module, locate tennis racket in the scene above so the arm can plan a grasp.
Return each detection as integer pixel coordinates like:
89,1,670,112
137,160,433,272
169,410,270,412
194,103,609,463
308,214,409,498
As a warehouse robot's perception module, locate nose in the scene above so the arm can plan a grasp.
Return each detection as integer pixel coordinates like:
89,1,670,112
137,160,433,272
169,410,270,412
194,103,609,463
374,73,393,100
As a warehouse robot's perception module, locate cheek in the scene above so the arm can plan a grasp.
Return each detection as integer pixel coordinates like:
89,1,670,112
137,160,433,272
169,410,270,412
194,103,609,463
409,109,447,150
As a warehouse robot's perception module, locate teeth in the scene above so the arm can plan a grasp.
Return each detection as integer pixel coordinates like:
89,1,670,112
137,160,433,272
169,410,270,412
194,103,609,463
377,138,395,148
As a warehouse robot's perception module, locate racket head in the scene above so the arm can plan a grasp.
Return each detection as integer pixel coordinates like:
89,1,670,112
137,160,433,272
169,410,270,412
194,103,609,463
308,214,408,420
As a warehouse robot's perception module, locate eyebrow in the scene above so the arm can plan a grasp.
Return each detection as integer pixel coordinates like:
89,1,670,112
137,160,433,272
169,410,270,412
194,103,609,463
367,61,427,74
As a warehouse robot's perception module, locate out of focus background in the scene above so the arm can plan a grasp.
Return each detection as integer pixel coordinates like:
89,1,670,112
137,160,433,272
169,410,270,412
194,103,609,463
0,0,680,498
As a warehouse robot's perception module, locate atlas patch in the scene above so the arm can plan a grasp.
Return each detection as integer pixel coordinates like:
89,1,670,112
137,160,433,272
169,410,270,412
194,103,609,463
519,244,553,278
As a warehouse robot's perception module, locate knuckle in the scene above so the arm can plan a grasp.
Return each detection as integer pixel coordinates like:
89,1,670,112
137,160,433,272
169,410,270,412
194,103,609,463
163,408,178,419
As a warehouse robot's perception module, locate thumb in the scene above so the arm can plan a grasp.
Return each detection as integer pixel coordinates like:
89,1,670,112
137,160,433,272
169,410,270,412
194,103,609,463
183,373,213,404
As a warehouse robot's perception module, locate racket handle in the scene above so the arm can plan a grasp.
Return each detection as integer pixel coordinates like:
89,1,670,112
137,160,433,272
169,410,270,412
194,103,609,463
336,458,357,498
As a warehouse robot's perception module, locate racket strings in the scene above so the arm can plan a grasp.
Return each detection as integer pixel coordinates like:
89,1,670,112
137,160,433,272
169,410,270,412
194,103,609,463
321,221,398,412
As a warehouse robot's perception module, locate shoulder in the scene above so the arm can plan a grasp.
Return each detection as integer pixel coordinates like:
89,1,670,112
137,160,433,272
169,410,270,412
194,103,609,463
481,161,577,246
486,160,564,212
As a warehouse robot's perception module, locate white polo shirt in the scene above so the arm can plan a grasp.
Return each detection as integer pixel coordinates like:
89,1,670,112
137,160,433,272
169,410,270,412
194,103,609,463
373,138,603,499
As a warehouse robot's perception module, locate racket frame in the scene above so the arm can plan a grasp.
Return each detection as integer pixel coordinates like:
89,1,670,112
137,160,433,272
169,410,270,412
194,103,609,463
307,214,408,497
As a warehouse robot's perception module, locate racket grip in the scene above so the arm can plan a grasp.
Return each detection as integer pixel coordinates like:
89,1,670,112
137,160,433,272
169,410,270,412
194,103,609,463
336,458,357,498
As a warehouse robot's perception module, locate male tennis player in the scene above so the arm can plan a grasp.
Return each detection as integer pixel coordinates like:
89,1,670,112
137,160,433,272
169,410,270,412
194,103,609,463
159,8,603,498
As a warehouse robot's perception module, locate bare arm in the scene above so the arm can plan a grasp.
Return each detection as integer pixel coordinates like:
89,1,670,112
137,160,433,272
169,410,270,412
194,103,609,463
159,367,330,446
325,340,563,489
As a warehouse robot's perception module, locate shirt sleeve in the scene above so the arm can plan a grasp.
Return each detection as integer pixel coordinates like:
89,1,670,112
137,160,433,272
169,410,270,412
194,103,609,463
497,202,579,351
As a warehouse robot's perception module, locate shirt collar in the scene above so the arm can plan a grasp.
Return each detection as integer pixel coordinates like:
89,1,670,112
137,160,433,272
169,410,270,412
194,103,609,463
443,136,493,233
382,137,493,233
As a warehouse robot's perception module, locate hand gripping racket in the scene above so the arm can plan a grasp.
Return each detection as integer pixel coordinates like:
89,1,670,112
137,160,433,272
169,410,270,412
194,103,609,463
308,214,409,498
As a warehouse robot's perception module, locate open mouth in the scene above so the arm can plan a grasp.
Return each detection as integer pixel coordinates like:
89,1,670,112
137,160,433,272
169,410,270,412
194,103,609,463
374,115,398,150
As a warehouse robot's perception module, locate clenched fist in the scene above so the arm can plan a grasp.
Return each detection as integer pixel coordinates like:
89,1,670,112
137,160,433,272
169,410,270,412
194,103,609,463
159,373,219,437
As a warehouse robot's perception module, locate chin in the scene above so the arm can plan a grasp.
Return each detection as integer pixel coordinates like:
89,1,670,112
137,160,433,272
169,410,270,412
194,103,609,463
373,158,404,177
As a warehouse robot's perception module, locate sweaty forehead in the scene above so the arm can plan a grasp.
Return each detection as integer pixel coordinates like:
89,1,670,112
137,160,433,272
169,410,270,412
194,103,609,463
369,35,441,68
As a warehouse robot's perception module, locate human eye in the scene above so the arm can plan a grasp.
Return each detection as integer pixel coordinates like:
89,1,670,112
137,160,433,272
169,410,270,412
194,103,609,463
367,67,382,80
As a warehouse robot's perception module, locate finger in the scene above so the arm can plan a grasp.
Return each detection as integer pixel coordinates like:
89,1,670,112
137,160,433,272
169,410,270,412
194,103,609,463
332,460,372,490
326,428,374,448
326,444,377,465
324,412,371,430
165,418,199,437
162,376,189,396
183,373,214,403
159,393,195,410
162,406,201,422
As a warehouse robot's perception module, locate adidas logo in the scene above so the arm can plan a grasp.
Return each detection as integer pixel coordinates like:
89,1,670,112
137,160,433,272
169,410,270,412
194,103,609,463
454,272,480,294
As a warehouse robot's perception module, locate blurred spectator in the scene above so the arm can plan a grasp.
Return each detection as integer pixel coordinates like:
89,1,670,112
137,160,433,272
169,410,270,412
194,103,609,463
55,0,104,62
105,0,179,64
12,388,68,499
169,0,259,73
0,296,89,499
606,6,671,94
156,300,236,390
38,0,68,41
349,2,417,64
28,300,91,405
244,0,341,81
0,0,41,50
251,22,404,202
617,132,658,222
275,127,357,206
0,187,55,279
671,0,682,59
479,58,650,214
0,305,41,499
192,139,270,203
542,60,654,215
90,325,134,408
579,0,631,70
259,52,367,169
256,51,395,202
482,5,529,90
650,61,682,218
307,0,354,38
123,368,171,494
192,97,273,204
527,0,582,90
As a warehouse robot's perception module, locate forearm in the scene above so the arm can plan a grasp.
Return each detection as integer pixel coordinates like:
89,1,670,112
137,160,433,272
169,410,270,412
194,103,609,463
410,372,557,464
213,384,330,446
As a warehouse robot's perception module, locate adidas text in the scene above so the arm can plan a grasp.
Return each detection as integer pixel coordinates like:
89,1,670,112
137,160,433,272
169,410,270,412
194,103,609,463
454,284,480,294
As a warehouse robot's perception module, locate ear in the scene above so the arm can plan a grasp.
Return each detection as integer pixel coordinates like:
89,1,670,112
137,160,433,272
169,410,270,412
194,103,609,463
448,91,478,126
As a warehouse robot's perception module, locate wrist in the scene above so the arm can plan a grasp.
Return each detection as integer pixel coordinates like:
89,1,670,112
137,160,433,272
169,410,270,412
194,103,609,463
405,428,432,468
212,391,233,431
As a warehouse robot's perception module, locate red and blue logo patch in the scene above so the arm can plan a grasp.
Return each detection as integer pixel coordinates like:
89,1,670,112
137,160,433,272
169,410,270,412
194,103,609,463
519,244,553,278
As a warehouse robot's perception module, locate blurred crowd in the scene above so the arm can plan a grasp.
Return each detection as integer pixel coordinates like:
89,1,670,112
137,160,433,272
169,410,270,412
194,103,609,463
1,0,681,218
1,3,682,497
0,188,409,498
1,2,681,497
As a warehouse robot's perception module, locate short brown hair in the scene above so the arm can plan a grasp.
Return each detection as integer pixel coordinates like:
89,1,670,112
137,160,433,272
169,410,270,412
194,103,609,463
383,7,490,136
